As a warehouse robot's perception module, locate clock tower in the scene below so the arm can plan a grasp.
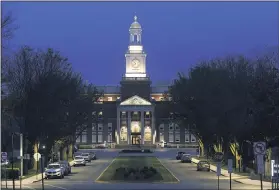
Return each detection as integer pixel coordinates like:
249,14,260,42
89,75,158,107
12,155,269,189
121,15,151,101
125,15,147,78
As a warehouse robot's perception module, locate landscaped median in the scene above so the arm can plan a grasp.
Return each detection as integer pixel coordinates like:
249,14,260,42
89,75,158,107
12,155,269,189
96,156,179,183
191,157,272,188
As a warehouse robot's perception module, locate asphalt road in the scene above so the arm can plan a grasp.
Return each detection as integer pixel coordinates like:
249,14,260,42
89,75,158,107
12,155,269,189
18,149,267,190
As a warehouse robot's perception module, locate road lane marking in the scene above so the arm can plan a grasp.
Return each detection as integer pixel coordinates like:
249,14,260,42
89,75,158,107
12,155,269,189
156,157,180,183
45,184,67,190
95,158,117,182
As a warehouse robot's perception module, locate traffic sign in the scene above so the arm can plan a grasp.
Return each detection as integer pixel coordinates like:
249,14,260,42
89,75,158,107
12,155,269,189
1,152,7,161
33,153,41,161
257,154,264,174
253,142,266,155
228,159,233,173
214,152,224,162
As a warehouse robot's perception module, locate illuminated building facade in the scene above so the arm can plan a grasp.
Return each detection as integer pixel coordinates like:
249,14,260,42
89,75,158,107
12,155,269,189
76,16,198,148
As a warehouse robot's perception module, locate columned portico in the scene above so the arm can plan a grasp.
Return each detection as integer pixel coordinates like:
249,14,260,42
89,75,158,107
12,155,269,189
117,95,155,145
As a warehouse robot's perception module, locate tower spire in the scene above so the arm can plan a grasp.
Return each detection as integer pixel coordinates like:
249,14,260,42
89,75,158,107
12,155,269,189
134,15,137,22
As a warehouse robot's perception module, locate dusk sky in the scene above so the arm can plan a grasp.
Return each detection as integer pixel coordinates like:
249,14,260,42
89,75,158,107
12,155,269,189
2,2,278,86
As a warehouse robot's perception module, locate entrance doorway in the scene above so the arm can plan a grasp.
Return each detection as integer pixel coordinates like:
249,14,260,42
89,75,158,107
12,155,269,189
131,135,141,145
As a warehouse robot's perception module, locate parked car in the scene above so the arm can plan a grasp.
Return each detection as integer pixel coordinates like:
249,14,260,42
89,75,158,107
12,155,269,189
176,151,185,160
1,159,9,166
45,163,64,179
197,160,210,172
59,160,71,175
81,153,91,162
89,152,96,160
73,156,86,166
181,154,192,163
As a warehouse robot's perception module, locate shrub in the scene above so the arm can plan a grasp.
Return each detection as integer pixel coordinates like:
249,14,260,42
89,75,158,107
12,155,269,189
115,166,157,180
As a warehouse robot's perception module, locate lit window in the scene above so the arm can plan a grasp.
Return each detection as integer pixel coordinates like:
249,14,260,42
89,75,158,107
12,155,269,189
108,97,112,101
117,97,120,100
92,132,96,143
168,132,174,142
97,132,103,143
160,97,164,101
108,133,112,142
81,131,87,143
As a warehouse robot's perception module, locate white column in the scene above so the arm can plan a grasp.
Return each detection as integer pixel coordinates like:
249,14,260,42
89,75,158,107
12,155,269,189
117,108,120,144
141,111,144,144
128,111,131,144
152,110,155,144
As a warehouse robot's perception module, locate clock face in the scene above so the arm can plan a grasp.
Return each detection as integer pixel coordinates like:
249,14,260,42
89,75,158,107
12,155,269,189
132,59,140,68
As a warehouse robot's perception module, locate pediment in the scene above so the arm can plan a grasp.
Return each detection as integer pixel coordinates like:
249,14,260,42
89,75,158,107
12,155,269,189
120,95,152,106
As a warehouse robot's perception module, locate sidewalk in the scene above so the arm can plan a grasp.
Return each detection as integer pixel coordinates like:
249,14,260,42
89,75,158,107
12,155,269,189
191,158,272,189
1,173,45,186
1,161,75,186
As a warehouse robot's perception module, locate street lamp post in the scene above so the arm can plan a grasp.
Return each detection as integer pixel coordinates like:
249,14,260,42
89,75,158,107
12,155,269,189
39,144,46,190
11,133,15,190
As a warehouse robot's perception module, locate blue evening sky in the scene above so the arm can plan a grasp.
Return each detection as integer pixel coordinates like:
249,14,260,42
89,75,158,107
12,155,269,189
2,2,278,85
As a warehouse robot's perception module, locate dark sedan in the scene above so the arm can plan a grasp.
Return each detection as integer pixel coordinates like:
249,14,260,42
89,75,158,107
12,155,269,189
176,151,186,160
89,152,96,160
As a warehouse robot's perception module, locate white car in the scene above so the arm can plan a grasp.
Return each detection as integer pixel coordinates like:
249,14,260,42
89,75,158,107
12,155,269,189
73,156,86,166
45,163,64,179
81,153,91,162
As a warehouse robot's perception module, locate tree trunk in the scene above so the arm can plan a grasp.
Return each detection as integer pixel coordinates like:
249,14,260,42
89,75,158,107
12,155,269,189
33,141,39,171
68,144,73,160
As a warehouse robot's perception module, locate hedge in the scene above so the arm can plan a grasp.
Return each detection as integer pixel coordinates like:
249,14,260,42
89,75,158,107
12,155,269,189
78,145,106,149
1,168,20,179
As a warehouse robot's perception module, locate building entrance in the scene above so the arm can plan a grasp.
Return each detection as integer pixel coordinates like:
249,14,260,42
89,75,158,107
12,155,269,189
131,135,141,145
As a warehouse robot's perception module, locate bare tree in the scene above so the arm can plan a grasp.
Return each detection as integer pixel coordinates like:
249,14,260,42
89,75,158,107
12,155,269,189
1,11,18,42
